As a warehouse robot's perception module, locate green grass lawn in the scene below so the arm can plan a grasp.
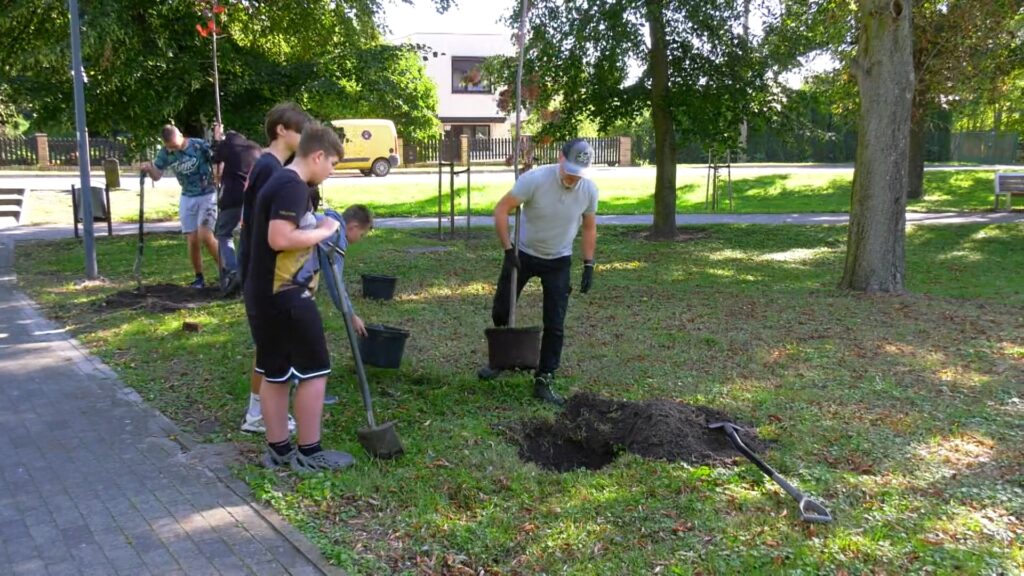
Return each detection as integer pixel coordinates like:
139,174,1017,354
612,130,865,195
25,185,181,226
14,225,1024,575
22,168,1007,226
322,169,1002,218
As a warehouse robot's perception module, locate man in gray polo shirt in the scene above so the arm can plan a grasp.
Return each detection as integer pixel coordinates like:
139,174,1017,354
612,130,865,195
479,138,599,405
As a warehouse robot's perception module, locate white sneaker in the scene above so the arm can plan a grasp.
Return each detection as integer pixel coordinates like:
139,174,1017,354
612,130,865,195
241,413,296,434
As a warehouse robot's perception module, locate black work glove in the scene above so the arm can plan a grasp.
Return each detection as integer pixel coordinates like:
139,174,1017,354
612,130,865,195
580,260,595,294
503,247,521,272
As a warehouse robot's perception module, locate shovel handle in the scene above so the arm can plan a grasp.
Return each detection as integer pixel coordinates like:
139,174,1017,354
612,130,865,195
326,244,377,429
509,206,521,327
138,172,145,242
134,173,146,288
720,424,777,478
716,423,832,523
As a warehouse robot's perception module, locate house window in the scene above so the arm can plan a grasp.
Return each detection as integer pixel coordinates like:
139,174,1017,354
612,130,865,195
448,125,491,139
451,57,491,93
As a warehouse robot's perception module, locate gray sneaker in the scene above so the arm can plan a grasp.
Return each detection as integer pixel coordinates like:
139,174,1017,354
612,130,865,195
261,446,296,469
291,449,355,472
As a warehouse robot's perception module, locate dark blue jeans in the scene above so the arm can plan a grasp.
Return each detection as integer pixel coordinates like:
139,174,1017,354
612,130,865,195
214,206,242,276
491,251,572,374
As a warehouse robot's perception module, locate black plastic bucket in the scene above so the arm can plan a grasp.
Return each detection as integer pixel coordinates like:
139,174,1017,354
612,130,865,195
359,324,410,369
361,274,397,301
485,326,541,370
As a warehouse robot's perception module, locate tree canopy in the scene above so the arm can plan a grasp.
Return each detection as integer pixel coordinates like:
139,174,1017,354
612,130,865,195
484,0,826,237
0,0,447,149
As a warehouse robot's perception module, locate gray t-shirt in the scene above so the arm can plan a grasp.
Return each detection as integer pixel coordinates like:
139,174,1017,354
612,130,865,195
511,164,599,259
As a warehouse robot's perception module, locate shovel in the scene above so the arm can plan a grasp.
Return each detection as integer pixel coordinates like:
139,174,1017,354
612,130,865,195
509,205,522,326
324,241,404,459
708,421,832,523
133,172,146,294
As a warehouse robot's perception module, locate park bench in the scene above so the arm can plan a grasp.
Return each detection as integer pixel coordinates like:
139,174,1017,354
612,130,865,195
994,172,1024,210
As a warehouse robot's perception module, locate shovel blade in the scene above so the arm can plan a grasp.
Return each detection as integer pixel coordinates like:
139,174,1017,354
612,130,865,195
357,420,404,460
799,497,833,523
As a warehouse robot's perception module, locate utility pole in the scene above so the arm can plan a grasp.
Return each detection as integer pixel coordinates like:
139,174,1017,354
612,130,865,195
68,0,98,279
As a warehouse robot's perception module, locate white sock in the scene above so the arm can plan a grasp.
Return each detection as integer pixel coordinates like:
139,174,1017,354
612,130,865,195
247,393,261,418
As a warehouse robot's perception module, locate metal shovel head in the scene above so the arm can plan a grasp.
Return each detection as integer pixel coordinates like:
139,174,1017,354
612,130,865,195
357,420,404,459
798,497,833,523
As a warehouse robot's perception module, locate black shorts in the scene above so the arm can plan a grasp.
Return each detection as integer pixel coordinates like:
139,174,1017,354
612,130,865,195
249,296,331,383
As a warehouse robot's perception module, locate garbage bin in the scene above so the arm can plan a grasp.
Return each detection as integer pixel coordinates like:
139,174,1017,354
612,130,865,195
73,185,109,220
72,184,113,237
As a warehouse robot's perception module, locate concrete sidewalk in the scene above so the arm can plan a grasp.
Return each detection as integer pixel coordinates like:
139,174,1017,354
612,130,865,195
0,242,340,574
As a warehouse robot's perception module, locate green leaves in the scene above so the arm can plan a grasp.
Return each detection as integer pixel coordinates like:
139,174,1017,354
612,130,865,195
0,0,444,147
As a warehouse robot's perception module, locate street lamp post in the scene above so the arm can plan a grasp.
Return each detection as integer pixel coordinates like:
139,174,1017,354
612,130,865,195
68,0,98,279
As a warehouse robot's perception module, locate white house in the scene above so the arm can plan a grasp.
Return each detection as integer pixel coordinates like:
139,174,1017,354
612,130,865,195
392,32,517,139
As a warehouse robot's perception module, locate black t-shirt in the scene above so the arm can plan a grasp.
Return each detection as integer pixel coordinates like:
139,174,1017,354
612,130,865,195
239,152,283,284
212,131,261,210
244,168,320,310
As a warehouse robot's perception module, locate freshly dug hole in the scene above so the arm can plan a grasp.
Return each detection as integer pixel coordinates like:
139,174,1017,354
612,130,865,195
100,283,224,312
513,393,766,472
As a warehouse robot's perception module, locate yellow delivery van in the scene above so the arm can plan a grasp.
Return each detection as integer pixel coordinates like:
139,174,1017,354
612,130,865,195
329,119,401,177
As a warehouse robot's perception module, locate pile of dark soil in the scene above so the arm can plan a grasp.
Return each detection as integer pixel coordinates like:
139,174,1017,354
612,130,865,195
512,393,766,472
99,283,224,312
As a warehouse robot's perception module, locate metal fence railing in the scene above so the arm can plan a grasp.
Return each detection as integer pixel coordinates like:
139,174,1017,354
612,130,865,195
47,137,130,167
951,131,1020,164
0,136,38,166
407,136,623,167
402,137,461,166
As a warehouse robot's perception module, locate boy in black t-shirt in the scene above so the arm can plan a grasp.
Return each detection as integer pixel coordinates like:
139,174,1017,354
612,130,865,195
239,103,310,287
246,122,369,472
239,103,310,435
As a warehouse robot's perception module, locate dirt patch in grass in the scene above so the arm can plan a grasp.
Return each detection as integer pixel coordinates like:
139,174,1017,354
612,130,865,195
632,229,711,243
407,228,494,242
98,283,225,312
513,393,765,472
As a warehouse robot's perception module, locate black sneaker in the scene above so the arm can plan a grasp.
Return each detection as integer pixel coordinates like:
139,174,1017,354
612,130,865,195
533,372,565,406
477,365,504,380
189,275,206,289
221,270,241,298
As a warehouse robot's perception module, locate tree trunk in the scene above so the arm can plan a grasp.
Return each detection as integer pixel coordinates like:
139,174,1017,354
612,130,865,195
907,100,926,200
646,0,677,239
840,0,914,294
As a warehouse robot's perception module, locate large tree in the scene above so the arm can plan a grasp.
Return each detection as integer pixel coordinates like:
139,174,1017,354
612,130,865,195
0,0,445,151
493,0,769,239
839,0,914,293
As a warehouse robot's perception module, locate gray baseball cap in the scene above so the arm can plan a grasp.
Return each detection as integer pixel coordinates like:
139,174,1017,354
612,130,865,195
561,138,594,177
